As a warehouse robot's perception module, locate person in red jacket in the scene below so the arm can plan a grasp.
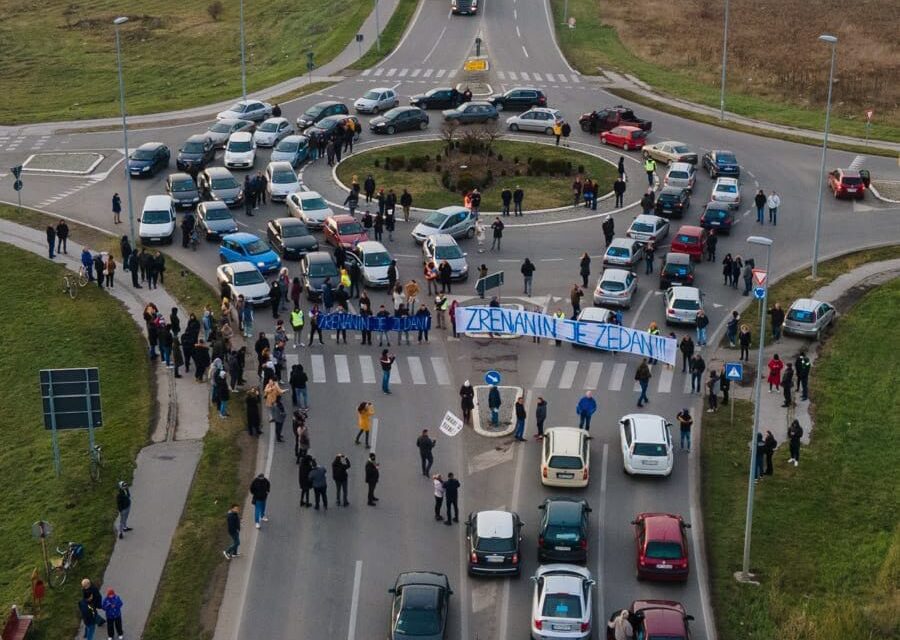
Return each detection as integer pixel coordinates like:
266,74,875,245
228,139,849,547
767,354,784,391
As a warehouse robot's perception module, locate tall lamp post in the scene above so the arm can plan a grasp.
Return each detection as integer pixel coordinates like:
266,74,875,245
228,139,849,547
718,0,730,121
739,234,773,581
239,0,247,101
811,34,838,279
374,0,382,52
114,17,136,247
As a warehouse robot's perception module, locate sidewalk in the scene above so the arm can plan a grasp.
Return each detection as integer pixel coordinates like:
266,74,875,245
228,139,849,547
0,218,209,640
9,0,403,137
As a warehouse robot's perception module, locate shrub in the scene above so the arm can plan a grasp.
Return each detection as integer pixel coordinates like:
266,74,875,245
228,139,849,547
483,169,494,188
207,1,224,21
456,172,480,193
405,156,427,171
435,164,442,173
577,164,585,174
389,157,406,171
441,170,451,188
513,156,519,164
497,153,504,162
514,169,521,176
424,155,431,162
500,169,507,177
374,159,380,167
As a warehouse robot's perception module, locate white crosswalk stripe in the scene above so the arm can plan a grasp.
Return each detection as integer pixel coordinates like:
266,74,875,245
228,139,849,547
533,72,543,82
498,70,506,80
609,363,626,391
534,360,555,389
658,367,673,393
570,74,580,83
423,68,433,77
398,68,409,77
436,69,446,78
431,356,450,386
359,355,376,384
410,68,421,77
584,362,603,390
311,354,327,383
408,356,426,384
389,364,403,385
335,354,351,383
374,68,384,76
508,71,518,80
361,68,371,76
386,68,397,77
559,361,579,389
558,74,569,84
683,373,694,395
447,69,457,78
520,71,530,81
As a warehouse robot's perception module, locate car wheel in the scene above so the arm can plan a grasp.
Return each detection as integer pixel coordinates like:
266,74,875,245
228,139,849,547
372,106,379,115
419,121,428,130
601,136,608,145
545,127,554,135
509,123,519,131
466,226,476,239
387,126,396,135
623,143,630,151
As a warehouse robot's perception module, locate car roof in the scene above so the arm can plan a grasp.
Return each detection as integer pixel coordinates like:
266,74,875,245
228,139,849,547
395,571,450,590
837,169,861,178
168,172,193,181
609,237,636,249
676,225,704,235
462,101,494,107
298,190,324,199
506,86,541,93
632,214,665,225
279,134,308,143
267,161,295,172
435,206,470,216
185,134,209,143
535,563,593,581
213,118,247,126
622,414,668,443
541,574,586,597
262,117,289,125
222,232,260,244
272,217,305,227
715,177,739,185
578,307,613,322
639,513,684,542
665,252,692,265
475,510,515,538
229,131,253,141
204,166,233,177
600,268,632,282
712,149,735,156
544,498,589,522
366,87,394,93
143,194,172,208
704,201,731,211
547,427,587,455
222,261,261,274
356,240,388,253
312,100,343,108
526,107,560,114
668,162,694,171
659,186,686,195
790,298,824,311
429,233,459,246
137,142,165,151
329,214,356,224
616,125,642,132
654,140,688,148
631,600,688,634
668,286,701,301
317,114,355,125
305,251,335,263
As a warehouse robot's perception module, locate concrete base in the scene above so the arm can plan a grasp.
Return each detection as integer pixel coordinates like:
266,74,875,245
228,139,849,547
733,570,760,586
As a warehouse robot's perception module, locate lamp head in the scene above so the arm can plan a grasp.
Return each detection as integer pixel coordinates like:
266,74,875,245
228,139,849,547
746,235,773,247
114,16,129,26
818,34,837,44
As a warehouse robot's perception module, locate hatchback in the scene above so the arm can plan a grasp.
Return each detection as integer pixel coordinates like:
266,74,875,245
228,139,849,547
466,510,523,576
296,100,349,130
619,414,674,477
324,214,369,249
828,168,866,199
442,102,500,125
270,135,310,167
215,261,270,306
654,187,691,219
128,142,169,177
197,201,239,239
287,190,334,229
530,565,595,640
711,177,741,209
305,115,362,144
422,234,468,280
176,134,216,171
506,107,563,134
253,117,294,147
216,99,272,123
301,251,340,299
626,214,669,244
541,427,591,488
629,600,694,640
346,240,394,287
388,572,452,640
265,161,300,201
266,217,318,259
699,201,735,233
663,162,696,191
603,238,644,268
411,206,476,242
600,126,646,151
224,131,256,169
632,513,691,582
219,232,281,274
537,498,591,564
206,118,255,149
490,87,547,110
198,167,244,207
782,298,836,339
369,106,429,134
165,172,200,209
658,253,695,289
670,226,707,262
354,88,399,114
593,268,637,308
664,286,703,325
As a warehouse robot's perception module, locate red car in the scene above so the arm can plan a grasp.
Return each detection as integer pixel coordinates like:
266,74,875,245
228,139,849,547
828,168,866,199
323,214,368,249
670,225,707,262
632,513,691,581
628,600,694,640
600,125,647,151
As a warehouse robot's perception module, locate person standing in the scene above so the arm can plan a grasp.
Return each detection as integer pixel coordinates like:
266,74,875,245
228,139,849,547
443,472,460,525
400,188,413,222
513,396,527,441
488,383,501,426
56,219,69,254
679,335,695,373
355,401,375,448
780,362,794,407
105,255,116,288
742,260,753,296
521,258,535,296
459,381,475,424
552,120,562,145
617,156,626,180
45,224,56,259
579,252,591,288
738,324,752,361
571,177,583,207
432,474,445,521
763,430,778,475
754,433,766,482
475,219,486,252
223,504,241,559
332,454,351,506
706,370,719,413
78,593,99,640
309,460,328,510
249,473,271,528
787,420,803,466
112,192,122,224
512,186,524,216
695,310,709,346
635,359,652,407
101,588,125,640
706,230,718,262
289,363,309,408
613,177,626,208
726,310,740,346
644,241,655,275
643,156,656,186
570,284,583,317
690,353,706,394
364,174,376,202
576,391,597,430
795,352,811,401
343,188,359,218
416,429,436,476
534,397,548,439
767,354,784,392
676,408,693,452
246,387,261,436
767,190,781,225
380,349,395,394
365,453,380,506
116,481,132,539
754,189,766,224
501,187,512,216
490,217,504,251
638,188,653,214
768,302,785,341
719,368,730,404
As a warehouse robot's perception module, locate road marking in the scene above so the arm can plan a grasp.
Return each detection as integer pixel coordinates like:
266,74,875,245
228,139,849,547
386,68,397,77
423,68,433,77
508,71,518,80
431,356,450,385
520,72,530,82
467,446,515,474
544,73,555,82
522,46,529,58
410,68,421,77
436,69,446,78
609,363,626,391
471,583,499,613
658,366,674,393
361,69,371,76
498,70,506,80
423,25,448,63
408,356,426,384
534,360,555,388
629,289,654,328
370,418,379,453
539,257,564,262
374,68,384,76
398,68,409,77
311,354,326,383
570,74,580,83
584,362,603,389
596,444,609,625
390,81,401,91
359,355,376,383
516,25,521,38
346,560,363,640
447,69,457,78
559,360,579,389
389,363,403,385
683,373,694,394
513,8,517,19
335,354,351,383
533,72,543,82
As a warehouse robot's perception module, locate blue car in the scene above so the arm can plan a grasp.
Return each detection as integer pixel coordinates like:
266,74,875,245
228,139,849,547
219,232,281,274
270,135,310,167
701,149,740,179
128,142,170,177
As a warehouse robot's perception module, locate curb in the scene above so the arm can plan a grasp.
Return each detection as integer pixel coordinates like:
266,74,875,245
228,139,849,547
868,182,900,204
472,384,523,438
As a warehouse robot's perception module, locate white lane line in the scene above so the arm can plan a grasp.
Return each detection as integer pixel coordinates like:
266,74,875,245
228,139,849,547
370,418,379,453
361,69,371,76
513,8,517,19
498,70,506,80
347,560,363,640
467,447,515,475
534,360,555,388
423,25,448,63
311,354,326,383
584,362,603,390
359,355,376,384
516,25,521,38
596,444,609,621
629,289,654,328
408,356,426,384
436,69,446,78
559,360,579,389
540,257,564,262
609,363,626,391
410,68,421,78
508,71,518,80
522,46,529,58
386,68,397,77
431,356,450,385
447,69,457,78
658,367,673,393
335,354,351,383
683,372,694,394
570,74,580,83
390,81,401,91
374,68,384,76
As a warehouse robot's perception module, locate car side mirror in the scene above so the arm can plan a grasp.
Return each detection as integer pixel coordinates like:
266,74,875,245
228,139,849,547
448,589,454,595
463,253,468,257
630,520,637,525
537,504,546,510
530,576,538,584
388,588,396,594
585,507,593,513
686,615,695,622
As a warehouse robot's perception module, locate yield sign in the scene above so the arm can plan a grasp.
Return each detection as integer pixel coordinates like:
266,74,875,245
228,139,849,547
751,268,767,288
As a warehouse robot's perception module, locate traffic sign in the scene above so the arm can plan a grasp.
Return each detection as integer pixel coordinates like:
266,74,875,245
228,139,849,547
14,179,23,191
10,164,22,179
751,268,767,288
753,287,766,300
725,362,743,381
475,271,504,295
439,411,464,437
484,370,501,385
355,33,364,42
865,108,874,122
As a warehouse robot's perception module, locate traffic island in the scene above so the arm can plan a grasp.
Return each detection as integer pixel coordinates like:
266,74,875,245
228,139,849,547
472,385,523,437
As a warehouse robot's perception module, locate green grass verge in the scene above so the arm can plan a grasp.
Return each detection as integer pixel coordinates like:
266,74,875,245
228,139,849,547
0,0,371,124
0,245,152,639
702,278,900,640
549,0,900,143
347,0,419,71
336,139,618,210
158,255,220,318
143,402,254,640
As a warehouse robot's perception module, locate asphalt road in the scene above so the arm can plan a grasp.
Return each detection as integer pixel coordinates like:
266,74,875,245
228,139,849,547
2,0,899,638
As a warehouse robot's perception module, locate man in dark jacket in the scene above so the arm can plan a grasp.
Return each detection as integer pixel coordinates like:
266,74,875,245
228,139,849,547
56,219,69,254
512,186,524,216
364,175,376,202
438,260,453,293
490,217,504,251
332,454,351,506
534,397,548,439
679,336,695,373
488,384,501,426
400,189,413,222
640,188,655,214
795,353,811,400
613,177,626,208
602,215,615,247
93,253,105,289
45,225,56,259
116,481,132,539
385,189,397,217
754,189,766,224
706,230,718,262
520,258,535,296
343,189,359,217
224,504,241,559
513,396,527,441
309,461,328,510
442,473,460,525
348,260,362,298
416,429,436,476
249,473,271,527
365,453,380,506
500,188,512,216
690,354,706,393
181,212,195,248
768,303,786,341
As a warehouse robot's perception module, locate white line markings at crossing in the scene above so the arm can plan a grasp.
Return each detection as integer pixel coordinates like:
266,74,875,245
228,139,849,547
311,354,326,383
335,354,351,383
609,363,626,391
359,355,376,384
558,360,579,389
658,367,674,393
584,362,603,390
431,356,450,385
534,360,555,388
347,560,363,640
408,356,426,385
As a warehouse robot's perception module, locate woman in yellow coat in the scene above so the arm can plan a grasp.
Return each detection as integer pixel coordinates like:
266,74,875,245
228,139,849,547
355,401,375,448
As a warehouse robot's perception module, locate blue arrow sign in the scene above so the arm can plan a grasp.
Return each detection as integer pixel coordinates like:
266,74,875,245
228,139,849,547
725,362,743,381
753,286,766,300
484,370,501,385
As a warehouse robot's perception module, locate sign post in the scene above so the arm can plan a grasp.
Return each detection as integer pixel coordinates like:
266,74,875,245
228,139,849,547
39,368,103,478
751,268,767,301
725,362,743,425
475,271,504,301
11,164,23,213
355,33,364,59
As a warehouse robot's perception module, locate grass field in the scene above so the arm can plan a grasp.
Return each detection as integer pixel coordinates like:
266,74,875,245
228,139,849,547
0,0,371,123
0,245,152,639
550,0,900,142
702,277,900,640
336,139,618,210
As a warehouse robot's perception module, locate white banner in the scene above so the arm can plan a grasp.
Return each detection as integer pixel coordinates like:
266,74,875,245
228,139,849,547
439,410,464,437
455,306,677,365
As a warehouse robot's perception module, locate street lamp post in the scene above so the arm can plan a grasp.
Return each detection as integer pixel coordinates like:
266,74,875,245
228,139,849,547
811,35,838,279
719,0,730,121
374,0,382,52
114,17,136,247
239,0,247,101
739,235,773,581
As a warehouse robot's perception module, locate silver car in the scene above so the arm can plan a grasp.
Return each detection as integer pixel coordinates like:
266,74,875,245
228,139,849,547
422,234,469,280
253,117,294,147
506,107,563,134
216,99,272,122
664,162,696,191
354,88,399,114
530,564,595,640
198,167,244,207
711,177,741,209
287,190,334,229
783,298,836,339
206,118,255,149
664,286,704,325
346,241,394,287
411,206,476,242
593,268,637,308
626,214,669,244
603,237,644,268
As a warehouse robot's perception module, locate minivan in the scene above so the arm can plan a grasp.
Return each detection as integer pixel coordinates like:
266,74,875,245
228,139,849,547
139,195,176,245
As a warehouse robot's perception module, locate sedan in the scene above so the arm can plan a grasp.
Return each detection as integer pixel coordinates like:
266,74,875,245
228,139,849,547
422,234,468,280
301,251,340,299
410,87,462,110
442,101,500,125
490,87,547,110
654,186,691,219
702,149,740,178
411,206,476,242
699,201,735,233
270,134,310,167
506,107,563,134
324,214,369,249
305,115,362,144
537,498,591,564
267,217,318,259
783,298,836,339
632,512,691,582
287,190,334,229
659,253,695,289
626,214,669,244
593,268,637,308
530,565,594,640
603,238,644,268
355,87,399,114
219,232,281,274
165,172,200,209
216,99,272,123
215,261,270,306
253,117,294,147
466,510,523,576
642,141,698,165
197,201,238,239
176,134,216,171
664,286,703,326
346,240,394,287
628,600,694,640
265,161,300,201
198,167,243,207
370,106,429,134
600,126,647,151
711,177,741,209
295,100,349,130
127,142,169,177
205,118,255,149
388,572,452,640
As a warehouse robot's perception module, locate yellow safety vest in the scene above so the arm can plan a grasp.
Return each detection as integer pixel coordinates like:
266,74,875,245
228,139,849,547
644,159,656,173
291,309,305,329
340,269,351,288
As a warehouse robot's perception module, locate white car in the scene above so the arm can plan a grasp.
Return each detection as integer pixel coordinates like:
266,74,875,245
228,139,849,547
287,190,334,229
411,206,477,242
711,176,741,209
626,214,670,244
541,427,591,488
265,161,300,201
506,107,563,134
664,285,703,325
593,268,637,308
215,261,271,306
224,131,256,169
422,234,468,280
346,241,394,287
619,413,674,477
603,237,644,268
216,99,272,122
354,88,399,114
664,161,696,191
530,564,595,640
253,117,294,147
138,195,176,245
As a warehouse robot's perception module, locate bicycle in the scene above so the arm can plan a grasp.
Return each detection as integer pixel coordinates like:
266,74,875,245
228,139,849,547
62,267,89,299
89,444,103,482
49,542,82,588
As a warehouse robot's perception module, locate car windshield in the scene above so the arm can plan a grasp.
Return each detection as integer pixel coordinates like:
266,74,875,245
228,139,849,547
276,139,300,152
171,179,195,192
228,140,252,152
646,541,683,559
632,222,654,233
205,207,232,221
210,122,232,133
631,130,647,139
395,607,441,636
272,170,296,184
132,149,155,160
304,105,324,118
142,210,171,224
717,153,737,164
705,208,729,219
307,261,337,277
675,234,698,245
544,525,582,542
233,270,264,286
259,121,279,132
338,222,364,235
716,183,738,194
182,141,205,153
669,171,689,180
211,177,239,190
659,193,679,203
672,298,700,310
842,176,862,185
549,455,583,470
601,280,625,292
303,197,328,210
244,239,270,255
542,593,582,619
633,443,667,456
435,245,463,259
673,144,691,153
281,224,310,238
422,212,448,228
362,90,381,100
788,309,815,322
227,103,247,113
664,264,690,276
475,535,515,552
364,251,391,267
607,247,630,257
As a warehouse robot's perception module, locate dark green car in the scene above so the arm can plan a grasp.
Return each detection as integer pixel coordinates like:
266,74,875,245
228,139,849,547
442,101,499,125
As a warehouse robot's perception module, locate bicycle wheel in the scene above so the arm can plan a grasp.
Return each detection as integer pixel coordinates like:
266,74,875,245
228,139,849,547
77,268,88,287
64,277,77,299
49,565,67,588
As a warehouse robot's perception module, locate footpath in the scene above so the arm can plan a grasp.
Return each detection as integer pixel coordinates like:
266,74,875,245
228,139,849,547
0,218,210,640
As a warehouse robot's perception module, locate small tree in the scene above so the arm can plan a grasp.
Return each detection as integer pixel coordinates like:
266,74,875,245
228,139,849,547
207,1,224,21
440,121,459,157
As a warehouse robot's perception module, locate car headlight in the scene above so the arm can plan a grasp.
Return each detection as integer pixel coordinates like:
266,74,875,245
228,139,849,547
142,166,150,172
257,261,266,267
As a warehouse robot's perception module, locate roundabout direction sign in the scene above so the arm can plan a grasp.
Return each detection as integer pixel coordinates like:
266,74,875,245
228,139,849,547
484,370,501,385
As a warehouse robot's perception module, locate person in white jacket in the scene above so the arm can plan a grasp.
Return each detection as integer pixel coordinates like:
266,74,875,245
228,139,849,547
767,191,781,225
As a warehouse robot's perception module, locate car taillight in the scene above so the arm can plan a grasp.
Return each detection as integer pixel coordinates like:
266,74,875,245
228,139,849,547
512,553,519,564
542,466,548,478
582,467,588,480
538,536,545,547
581,622,591,632
667,308,676,316
470,552,478,563
534,619,543,631
664,177,669,185
580,539,587,550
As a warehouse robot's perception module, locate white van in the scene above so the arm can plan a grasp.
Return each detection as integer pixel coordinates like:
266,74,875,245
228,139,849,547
139,195,176,244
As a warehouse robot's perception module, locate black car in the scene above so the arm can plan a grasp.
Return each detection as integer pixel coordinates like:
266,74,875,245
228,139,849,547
699,201,735,234
296,100,349,130
701,149,740,179
466,510,523,576
659,252,695,289
370,107,429,135
127,142,170,177
389,572,452,640
537,498,591,564
165,172,200,209
301,251,339,299
410,87,463,110
176,134,216,171
489,87,547,111
267,217,319,259
654,187,691,219
305,115,362,144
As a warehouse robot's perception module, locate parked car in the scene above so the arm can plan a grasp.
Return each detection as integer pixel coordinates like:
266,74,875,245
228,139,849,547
626,214,669,244
600,125,647,151
654,187,691,219
175,134,216,171
664,286,704,325
642,141,697,165
266,217,318,259
198,167,244,207
296,100,349,130
663,162,697,191
369,106,429,134
270,134,310,167
465,510,523,576
442,102,500,125
626,600,694,640
537,498,592,564
828,168,866,199
354,88,399,114
138,195,176,244
305,115,361,144
287,190,334,229
658,253,695,289
711,177,741,209
782,298,836,339
265,161,300,201
205,119,255,149
216,99,272,123
575,306,614,327
529,564,595,640
670,225,707,262
224,131,256,169
699,201,735,233
422,234,468,280
451,0,478,14
579,106,652,133
346,240,394,287
490,87,547,110
593,268,637,308
603,237,644,268
506,107,563,134
619,413,674,477
301,251,340,299
218,232,281,274
410,87,463,110
127,142,169,177
632,513,691,582
702,149,740,178
541,427,591,488
215,261,270,306
324,214,369,249
388,572,452,640
253,117,294,147
165,172,200,209
411,206,476,242
197,201,239,239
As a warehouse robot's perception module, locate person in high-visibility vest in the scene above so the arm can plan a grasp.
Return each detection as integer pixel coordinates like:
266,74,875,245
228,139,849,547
647,321,661,365
552,309,566,346
434,292,449,329
290,307,305,347
643,157,656,186
340,267,351,289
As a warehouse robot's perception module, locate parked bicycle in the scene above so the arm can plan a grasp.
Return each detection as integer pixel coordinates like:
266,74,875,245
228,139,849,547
49,542,83,588
89,444,103,482
62,267,89,299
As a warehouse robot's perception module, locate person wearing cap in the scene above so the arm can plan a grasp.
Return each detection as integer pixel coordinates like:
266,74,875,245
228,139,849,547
101,588,125,640
116,481,132,539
